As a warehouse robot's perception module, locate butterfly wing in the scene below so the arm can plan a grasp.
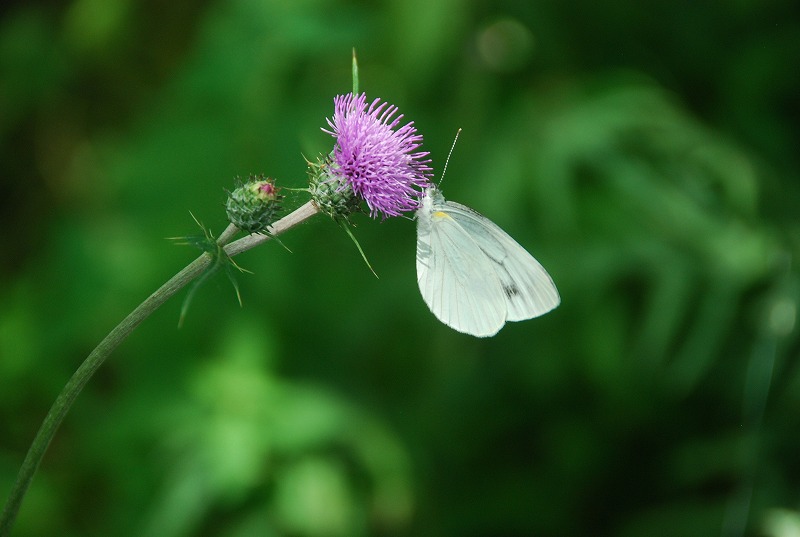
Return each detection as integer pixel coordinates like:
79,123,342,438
416,203,507,337
442,201,560,321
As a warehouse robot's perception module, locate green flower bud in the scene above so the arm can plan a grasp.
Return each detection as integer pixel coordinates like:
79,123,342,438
226,175,283,233
307,156,361,222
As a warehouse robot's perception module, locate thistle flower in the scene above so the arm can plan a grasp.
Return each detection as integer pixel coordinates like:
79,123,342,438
320,92,432,219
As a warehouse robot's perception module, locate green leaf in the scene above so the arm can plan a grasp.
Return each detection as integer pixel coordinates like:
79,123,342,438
351,48,359,95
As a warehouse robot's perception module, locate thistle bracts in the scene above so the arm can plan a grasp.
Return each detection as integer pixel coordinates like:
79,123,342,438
307,156,362,222
225,175,283,233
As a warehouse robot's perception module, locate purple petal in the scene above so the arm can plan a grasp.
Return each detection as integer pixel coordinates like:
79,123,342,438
323,93,432,218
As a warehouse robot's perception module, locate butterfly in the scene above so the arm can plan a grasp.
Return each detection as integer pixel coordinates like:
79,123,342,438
416,185,560,337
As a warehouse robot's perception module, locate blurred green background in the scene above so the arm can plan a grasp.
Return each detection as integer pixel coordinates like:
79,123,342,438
1,0,799,535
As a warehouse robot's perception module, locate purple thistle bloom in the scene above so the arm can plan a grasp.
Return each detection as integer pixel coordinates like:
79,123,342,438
323,93,432,218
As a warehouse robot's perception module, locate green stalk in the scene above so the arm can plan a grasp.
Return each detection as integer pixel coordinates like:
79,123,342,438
0,201,320,536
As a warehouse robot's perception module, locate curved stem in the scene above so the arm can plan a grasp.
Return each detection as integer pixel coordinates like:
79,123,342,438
0,201,321,536
217,222,241,245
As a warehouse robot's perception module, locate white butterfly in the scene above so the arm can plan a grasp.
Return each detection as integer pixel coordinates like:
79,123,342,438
416,185,560,337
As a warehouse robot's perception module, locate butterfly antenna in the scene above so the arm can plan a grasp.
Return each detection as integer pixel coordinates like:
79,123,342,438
438,128,461,187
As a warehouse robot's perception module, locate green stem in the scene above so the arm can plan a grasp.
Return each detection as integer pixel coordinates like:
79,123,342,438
0,201,320,536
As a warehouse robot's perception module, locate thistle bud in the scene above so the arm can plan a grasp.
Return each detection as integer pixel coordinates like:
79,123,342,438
307,156,361,221
225,175,283,233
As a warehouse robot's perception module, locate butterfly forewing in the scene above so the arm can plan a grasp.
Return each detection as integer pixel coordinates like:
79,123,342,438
442,201,560,322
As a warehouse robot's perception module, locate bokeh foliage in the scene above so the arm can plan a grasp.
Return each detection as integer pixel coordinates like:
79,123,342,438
1,0,799,536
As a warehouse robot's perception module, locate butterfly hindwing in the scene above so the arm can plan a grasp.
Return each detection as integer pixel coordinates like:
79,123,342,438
417,204,506,337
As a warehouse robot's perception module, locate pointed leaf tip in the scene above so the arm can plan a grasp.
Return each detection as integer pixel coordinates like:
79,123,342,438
352,49,359,95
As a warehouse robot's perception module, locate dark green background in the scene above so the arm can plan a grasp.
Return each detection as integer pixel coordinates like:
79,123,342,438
2,0,799,536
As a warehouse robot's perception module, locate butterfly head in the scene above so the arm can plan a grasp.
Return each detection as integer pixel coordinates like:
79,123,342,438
419,185,445,212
